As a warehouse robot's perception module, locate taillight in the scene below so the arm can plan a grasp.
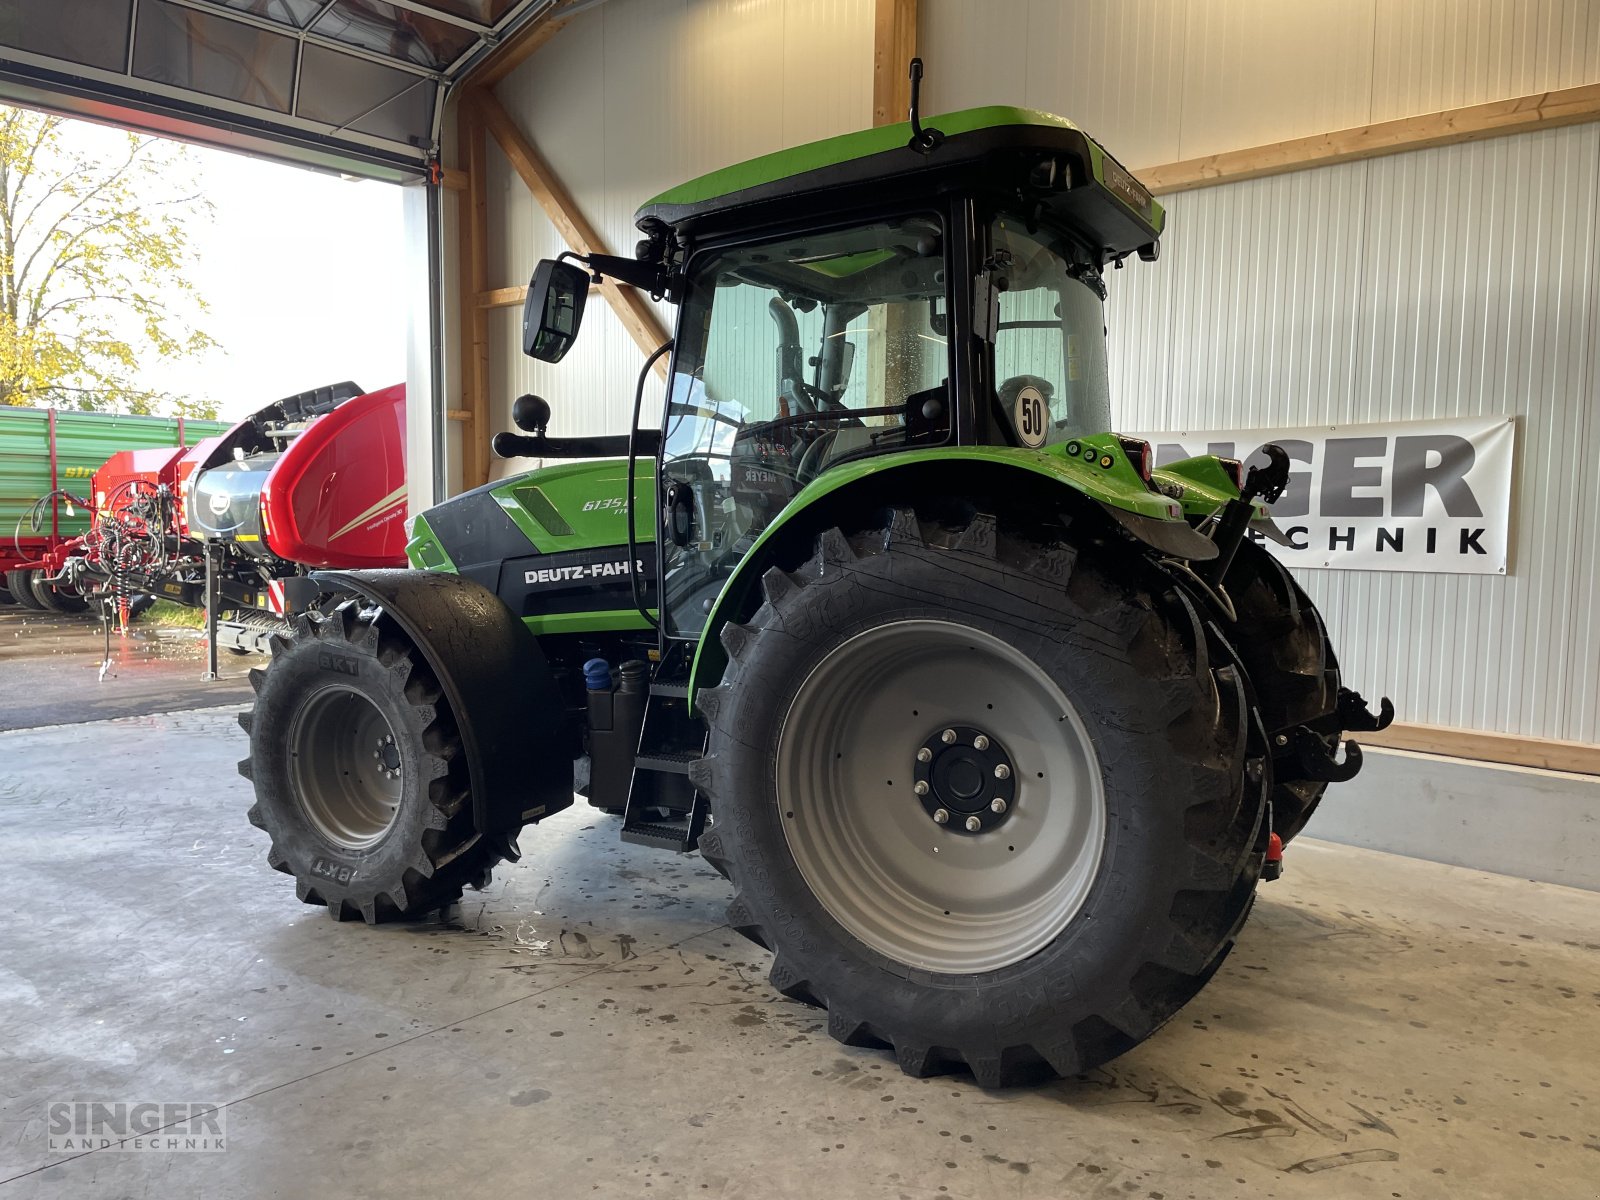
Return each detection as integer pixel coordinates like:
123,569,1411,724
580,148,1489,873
1118,436,1153,482
1218,456,1245,491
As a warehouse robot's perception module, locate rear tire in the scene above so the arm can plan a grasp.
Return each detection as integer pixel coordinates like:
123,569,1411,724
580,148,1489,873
7,570,46,611
238,598,502,922
696,506,1267,1087
1223,541,1340,843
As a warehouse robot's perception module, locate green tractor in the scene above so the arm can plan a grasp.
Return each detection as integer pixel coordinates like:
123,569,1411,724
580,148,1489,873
239,88,1391,1087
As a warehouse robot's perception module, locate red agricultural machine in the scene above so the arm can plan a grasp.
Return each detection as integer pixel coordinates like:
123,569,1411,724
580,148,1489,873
13,382,408,658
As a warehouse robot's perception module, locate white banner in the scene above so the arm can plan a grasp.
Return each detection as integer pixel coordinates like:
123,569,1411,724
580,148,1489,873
1138,415,1517,574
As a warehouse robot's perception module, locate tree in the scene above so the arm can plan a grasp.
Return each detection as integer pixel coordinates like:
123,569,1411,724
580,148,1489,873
0,106,218,417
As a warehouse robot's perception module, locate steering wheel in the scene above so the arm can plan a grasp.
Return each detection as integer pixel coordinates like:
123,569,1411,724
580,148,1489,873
791,376,862,416
795,430,838,484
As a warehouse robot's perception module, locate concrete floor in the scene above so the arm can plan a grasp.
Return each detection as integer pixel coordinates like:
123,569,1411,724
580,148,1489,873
0,608,252,730
1,704,1598,1196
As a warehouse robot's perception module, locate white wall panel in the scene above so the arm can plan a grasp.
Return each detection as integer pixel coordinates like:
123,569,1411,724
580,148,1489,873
920,0,1189,166
1107,125,1600,743
920,0,1600,167
1371,0,1600,121
485,0,871,468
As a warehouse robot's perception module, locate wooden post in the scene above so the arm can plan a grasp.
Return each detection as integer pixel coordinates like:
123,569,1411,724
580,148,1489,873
873,0,918,412
455,89,492,490
872,0,918,128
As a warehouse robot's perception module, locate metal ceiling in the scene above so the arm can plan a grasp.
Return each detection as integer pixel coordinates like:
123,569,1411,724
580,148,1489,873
0,0,559,180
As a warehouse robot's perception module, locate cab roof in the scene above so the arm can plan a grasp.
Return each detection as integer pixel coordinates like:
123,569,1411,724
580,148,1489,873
634,106,1165,260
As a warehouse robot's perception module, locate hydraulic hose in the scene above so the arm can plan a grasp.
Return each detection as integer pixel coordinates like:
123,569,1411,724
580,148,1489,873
627,340,675,630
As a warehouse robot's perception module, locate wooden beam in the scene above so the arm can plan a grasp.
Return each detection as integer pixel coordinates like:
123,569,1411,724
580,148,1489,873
439,166,468,192
467,13,571,89
475,88,671,372
872,0,917,129
477,285,528,309
446,409,472,422
1359,722,1600,778
1140,82,1600,196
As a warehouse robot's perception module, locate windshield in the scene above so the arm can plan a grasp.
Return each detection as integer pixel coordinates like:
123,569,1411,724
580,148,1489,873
990,213,1112,447
659,215,950,636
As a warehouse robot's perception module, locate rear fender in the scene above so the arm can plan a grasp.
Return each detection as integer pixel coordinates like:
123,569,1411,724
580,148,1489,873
687,449,1217,705
311,568,572,853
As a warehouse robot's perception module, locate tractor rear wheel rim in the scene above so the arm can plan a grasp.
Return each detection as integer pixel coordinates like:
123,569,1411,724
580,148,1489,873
289,685,402,851
776,619,1105,975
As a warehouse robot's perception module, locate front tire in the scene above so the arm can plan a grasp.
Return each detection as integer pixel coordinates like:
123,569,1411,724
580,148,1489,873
238,599,502,922
696,506,1267,1086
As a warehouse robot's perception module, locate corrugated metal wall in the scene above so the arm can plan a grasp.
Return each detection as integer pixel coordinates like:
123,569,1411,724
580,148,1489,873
476,0,1600,743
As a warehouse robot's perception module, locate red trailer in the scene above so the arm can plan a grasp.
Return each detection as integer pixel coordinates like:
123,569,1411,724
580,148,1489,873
2,408,230,611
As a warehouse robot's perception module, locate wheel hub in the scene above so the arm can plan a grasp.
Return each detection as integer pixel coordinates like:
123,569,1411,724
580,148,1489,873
776,619,1107,974
374,734,401,779
914,725,1016,833
289,685,402,851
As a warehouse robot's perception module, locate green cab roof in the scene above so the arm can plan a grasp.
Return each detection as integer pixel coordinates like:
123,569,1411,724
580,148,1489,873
636,105,1164,251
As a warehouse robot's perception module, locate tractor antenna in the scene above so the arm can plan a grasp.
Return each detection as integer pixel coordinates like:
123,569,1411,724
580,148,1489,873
907,58,944,154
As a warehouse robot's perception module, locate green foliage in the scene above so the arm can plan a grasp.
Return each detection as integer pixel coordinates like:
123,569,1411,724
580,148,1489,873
145,600,205,629
0,106,218,417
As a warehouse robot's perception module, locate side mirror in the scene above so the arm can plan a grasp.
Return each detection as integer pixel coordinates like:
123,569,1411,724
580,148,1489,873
522,259,589,362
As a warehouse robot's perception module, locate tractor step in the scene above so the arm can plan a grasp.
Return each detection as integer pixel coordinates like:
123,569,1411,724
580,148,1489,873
634,751,696,775
622,817,704,851
621,671,707,853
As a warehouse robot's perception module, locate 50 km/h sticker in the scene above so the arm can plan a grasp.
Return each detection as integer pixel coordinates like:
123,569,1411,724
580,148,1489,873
1014,385,1047,448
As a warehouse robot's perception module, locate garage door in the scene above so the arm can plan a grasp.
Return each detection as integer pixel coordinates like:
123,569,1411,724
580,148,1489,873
0,0,551,180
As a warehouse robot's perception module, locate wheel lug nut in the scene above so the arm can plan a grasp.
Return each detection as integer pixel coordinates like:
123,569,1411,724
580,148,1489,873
916,747,932,763
994,763,1011,780
932,808,949,825
973,734,989,751
964,815,982,832
913,781,929,796
941,729,956,744
990,797,1007,814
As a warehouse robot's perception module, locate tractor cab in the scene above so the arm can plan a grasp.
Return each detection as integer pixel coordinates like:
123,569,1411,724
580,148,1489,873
525,106,1167,637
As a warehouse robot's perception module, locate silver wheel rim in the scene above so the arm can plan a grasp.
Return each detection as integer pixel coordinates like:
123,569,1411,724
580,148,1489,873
776,619,1105,974
289,685,403,851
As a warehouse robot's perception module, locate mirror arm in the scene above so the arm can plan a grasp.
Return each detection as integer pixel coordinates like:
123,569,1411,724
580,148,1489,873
574,251,681,302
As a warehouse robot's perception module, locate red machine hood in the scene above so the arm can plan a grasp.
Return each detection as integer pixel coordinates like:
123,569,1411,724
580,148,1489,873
258,383,407,568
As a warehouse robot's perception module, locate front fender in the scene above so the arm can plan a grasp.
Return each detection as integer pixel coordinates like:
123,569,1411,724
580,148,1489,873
687,441,1216,706
311,568,573,854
